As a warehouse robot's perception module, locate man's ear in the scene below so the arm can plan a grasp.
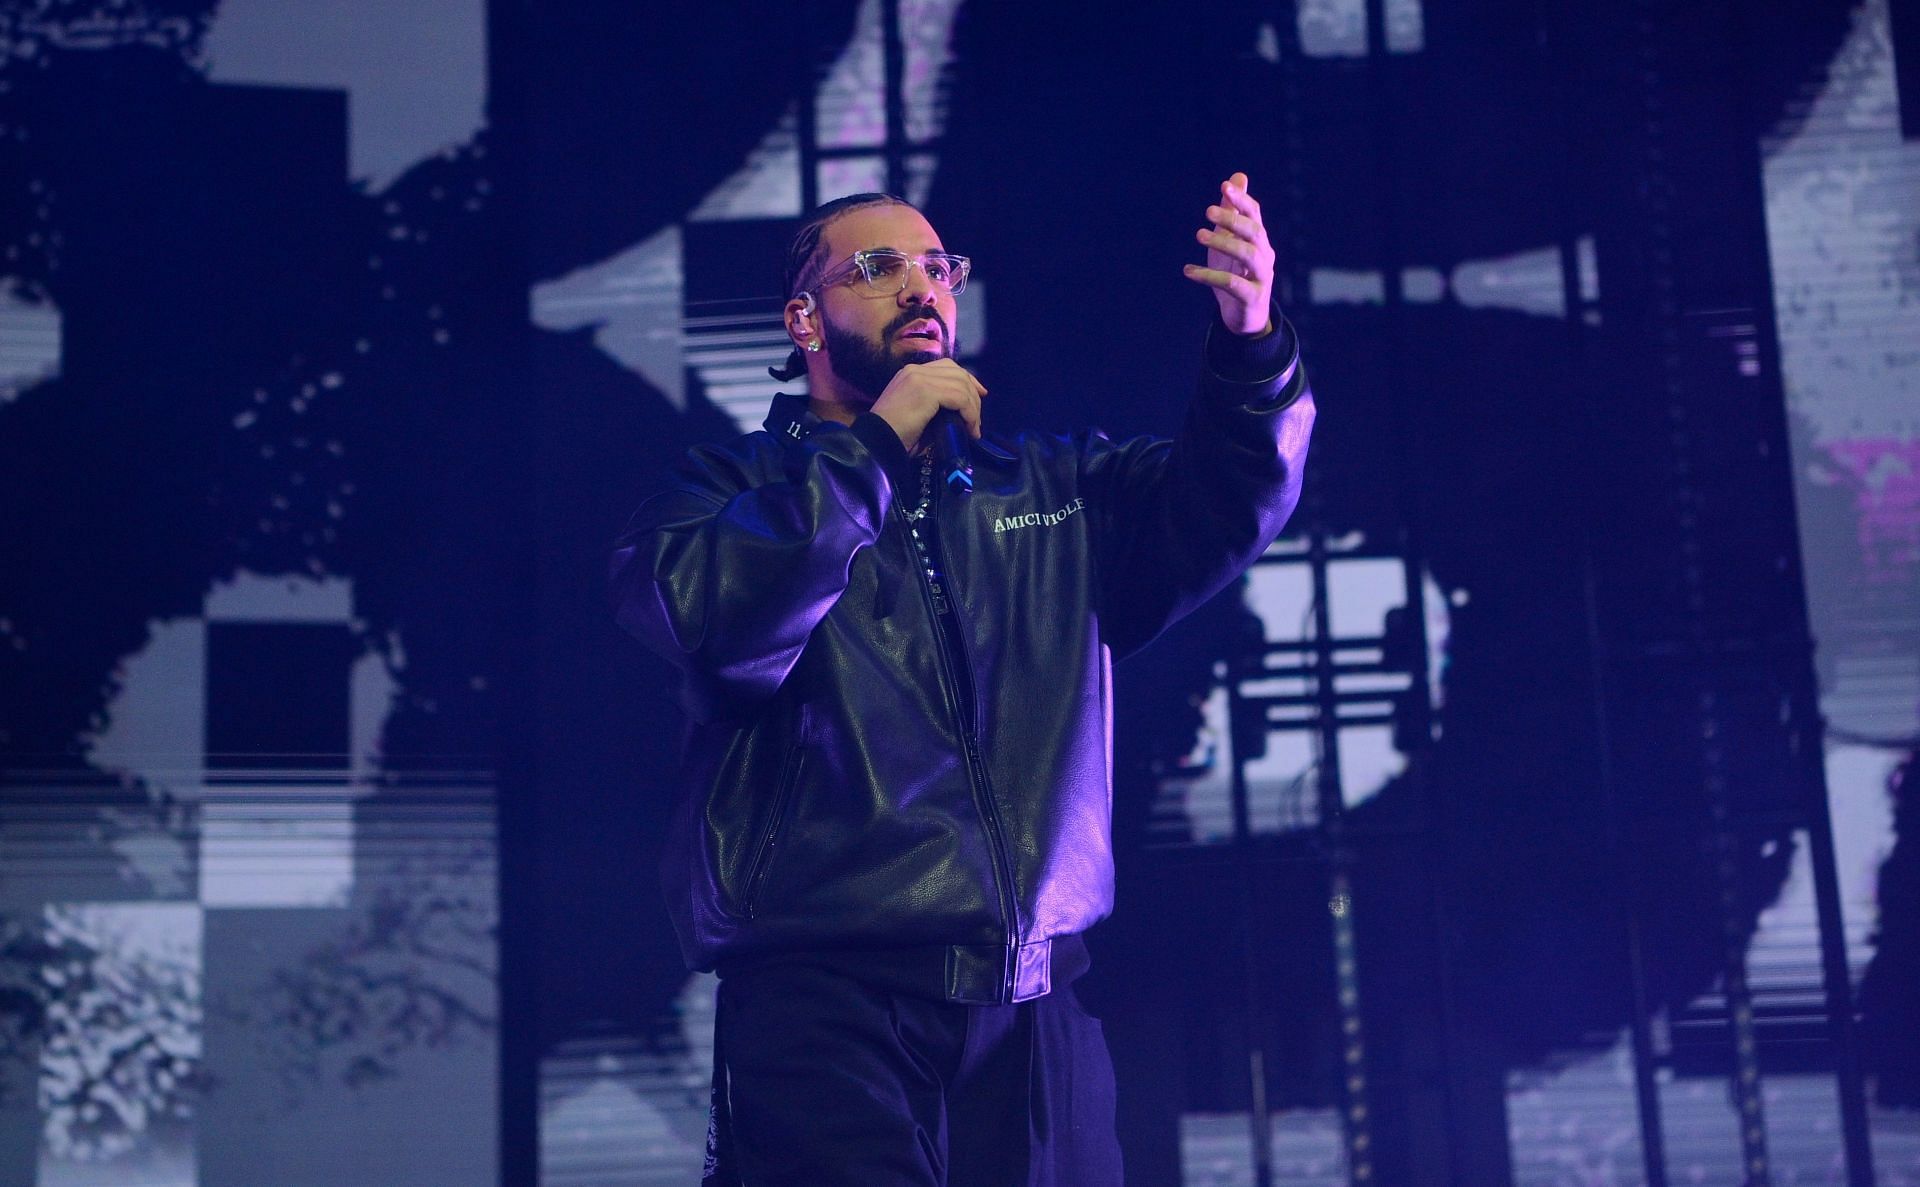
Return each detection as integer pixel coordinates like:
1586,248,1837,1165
786,292,818,349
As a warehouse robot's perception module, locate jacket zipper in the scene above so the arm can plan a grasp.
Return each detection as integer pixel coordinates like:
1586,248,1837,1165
898,490,1022,1002
741,740,803,919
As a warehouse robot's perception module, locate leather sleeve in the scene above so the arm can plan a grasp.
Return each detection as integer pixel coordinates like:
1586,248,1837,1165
1081,312,1315,657
609,424,896,715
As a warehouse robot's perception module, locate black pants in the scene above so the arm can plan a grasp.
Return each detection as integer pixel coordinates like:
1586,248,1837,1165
705,961,1123,1186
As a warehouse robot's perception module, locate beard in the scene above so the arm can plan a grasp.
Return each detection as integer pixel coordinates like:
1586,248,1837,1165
820,306,955,401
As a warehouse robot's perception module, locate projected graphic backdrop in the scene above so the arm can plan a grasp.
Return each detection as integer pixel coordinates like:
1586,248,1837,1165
0,0,1914,1184
0,3,503,1185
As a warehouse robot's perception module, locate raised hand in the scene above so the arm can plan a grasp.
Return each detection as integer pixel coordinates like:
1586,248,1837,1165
1182,171,1276,338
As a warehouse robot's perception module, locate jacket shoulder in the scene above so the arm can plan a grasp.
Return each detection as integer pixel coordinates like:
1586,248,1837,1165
989,425,1137,468
667,429,785,499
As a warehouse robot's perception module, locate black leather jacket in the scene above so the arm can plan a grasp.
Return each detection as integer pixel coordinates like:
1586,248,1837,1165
612,319,1313,1004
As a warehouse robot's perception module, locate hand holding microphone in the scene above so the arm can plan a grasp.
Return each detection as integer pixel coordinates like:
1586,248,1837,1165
870,358,987,495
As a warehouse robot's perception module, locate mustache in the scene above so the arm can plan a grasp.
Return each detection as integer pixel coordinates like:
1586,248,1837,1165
886,307,951,346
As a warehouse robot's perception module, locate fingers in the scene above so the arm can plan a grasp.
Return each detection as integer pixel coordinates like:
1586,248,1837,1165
1218,172,1260,219
925,362,985,436
1200,173,1274,276
1199,196,1274,286
1197,225,1259,268
1207,172,1268,254
950,364,986,438
925,357,987,391
905,359,987,400
1205,204,1268,250
932,360,988,435
931,377,984,441
1182,263,1260,304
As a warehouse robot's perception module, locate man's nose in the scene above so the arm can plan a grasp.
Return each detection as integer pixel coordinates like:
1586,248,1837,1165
899,261,940,305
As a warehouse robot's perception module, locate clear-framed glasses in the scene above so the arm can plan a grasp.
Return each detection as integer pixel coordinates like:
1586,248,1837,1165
818,249,971,298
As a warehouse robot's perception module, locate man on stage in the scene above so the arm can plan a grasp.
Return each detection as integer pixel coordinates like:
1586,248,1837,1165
611,172,1313,1185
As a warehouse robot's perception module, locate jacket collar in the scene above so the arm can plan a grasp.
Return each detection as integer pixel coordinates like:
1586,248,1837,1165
764,392,818,442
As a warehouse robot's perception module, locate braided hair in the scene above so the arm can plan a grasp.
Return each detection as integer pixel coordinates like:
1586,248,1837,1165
768,192,913,383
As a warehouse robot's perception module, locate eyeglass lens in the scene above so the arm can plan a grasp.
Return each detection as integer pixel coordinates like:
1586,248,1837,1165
856,252,968,296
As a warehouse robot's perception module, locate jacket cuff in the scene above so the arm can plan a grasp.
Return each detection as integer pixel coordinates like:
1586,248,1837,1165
1204,306,1307,412
850,412,917,496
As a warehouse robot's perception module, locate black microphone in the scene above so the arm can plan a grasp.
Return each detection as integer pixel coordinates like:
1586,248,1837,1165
931,410,973,495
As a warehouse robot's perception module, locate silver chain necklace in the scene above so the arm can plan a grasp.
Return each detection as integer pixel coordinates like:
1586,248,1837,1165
904,451,933,522
903,453,950,614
